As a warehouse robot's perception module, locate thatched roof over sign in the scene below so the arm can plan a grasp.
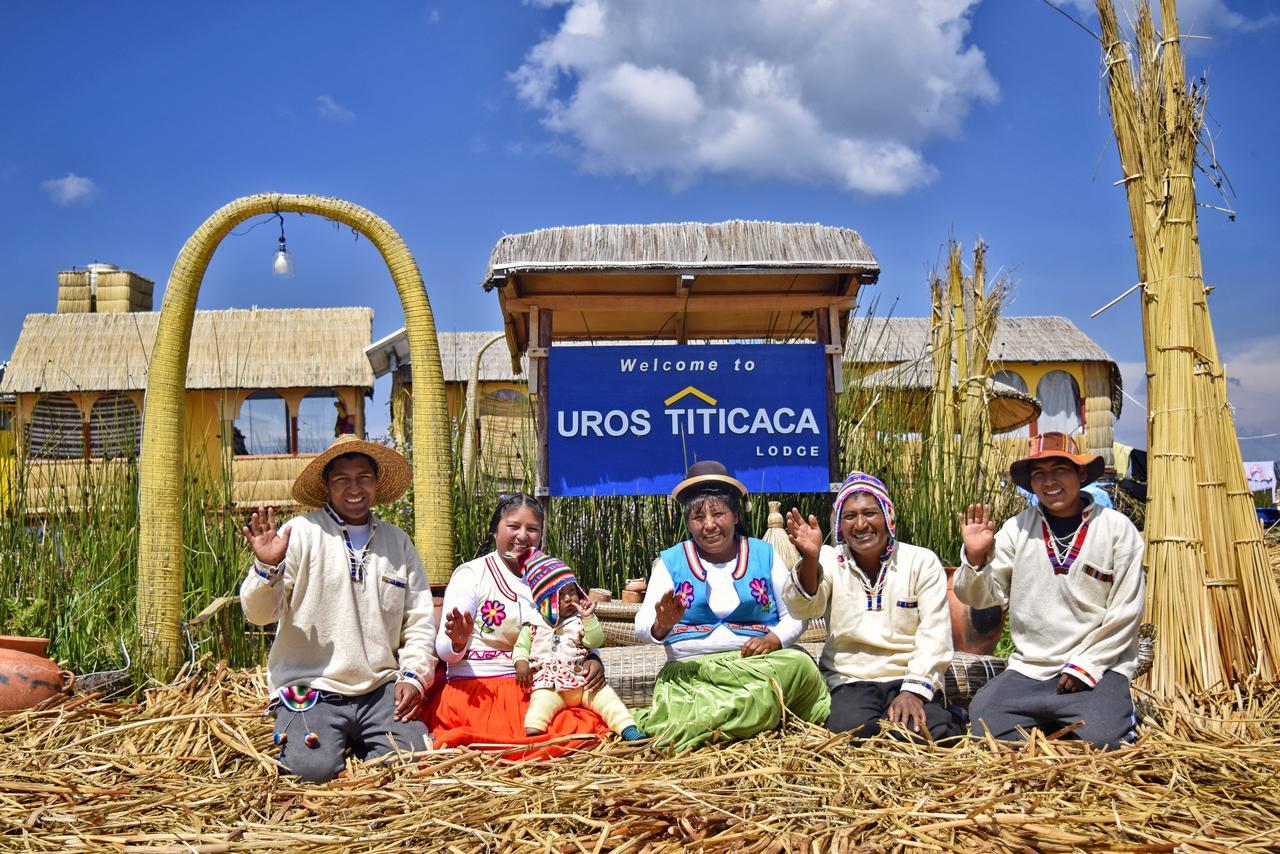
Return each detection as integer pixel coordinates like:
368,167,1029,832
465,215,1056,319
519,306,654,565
846,315,1123,417
1,308,374,394
366,330,527,383
483,220,879,284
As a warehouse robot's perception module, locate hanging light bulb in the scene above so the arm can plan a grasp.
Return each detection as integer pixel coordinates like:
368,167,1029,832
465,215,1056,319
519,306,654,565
272,236,295,278
271,213,295,278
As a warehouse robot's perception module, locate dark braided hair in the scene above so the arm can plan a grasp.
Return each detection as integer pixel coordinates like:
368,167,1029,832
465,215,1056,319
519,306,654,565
477,493,546,558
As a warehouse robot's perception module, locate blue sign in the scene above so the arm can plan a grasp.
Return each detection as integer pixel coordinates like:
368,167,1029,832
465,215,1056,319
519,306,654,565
548,344,829,496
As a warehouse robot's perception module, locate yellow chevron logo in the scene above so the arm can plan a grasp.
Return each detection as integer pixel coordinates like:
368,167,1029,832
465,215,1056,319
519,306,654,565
664,386,717,406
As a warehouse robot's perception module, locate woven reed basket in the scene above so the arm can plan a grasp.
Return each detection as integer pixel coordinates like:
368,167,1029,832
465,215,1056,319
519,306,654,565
591,600,1003,708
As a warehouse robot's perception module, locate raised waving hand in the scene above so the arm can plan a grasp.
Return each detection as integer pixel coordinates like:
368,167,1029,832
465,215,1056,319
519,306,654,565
242,506,292,568
959,504,997,567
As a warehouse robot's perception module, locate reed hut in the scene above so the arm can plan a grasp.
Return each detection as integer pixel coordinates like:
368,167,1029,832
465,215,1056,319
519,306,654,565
1,280,374,513
0,362,14,515
366,329,533,486
847,315,1123,468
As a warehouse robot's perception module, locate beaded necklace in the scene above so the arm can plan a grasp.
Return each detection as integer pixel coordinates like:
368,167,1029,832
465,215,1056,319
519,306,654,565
837,545,892,611
1040,509,1090,576
324,505,376,582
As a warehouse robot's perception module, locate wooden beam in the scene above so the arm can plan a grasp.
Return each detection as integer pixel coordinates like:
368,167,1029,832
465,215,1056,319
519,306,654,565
675,273,694,296
534,309,552,503
816,307,840,488
828,308,844,393
503,294,852,313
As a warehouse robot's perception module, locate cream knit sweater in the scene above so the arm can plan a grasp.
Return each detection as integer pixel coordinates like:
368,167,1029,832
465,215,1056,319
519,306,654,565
782,541,952,701
953,502,1145,685
239,508,437,696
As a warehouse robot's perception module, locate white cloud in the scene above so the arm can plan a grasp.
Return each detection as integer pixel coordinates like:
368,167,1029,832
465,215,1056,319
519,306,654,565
41,173,97,205
1061,0,1279,35
316,94,355,122
511,0,998,195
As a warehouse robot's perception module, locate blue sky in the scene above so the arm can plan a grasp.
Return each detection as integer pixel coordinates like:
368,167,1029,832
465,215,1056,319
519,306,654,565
2,1,1277,457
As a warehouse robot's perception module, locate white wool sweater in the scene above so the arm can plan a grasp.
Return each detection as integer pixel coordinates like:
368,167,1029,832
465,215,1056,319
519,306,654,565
953,502,1145,685
239,508,437,697
782,541,952,701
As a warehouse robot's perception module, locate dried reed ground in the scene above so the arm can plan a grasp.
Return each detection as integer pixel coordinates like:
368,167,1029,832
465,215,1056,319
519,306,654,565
1,550,1276,851
2,666,1277,852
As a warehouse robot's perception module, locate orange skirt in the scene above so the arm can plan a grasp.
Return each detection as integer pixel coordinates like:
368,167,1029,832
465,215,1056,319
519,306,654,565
424,675,609,760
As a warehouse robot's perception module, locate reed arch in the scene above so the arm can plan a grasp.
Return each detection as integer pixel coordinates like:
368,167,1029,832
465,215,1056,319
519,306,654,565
138,193,452,675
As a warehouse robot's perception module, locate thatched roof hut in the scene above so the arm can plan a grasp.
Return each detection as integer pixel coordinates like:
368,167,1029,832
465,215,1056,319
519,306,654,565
2,308,375,509
2,308,373,394
854,362,1042,434
367,330,533,486
847,315,1123,464
367,330,527,387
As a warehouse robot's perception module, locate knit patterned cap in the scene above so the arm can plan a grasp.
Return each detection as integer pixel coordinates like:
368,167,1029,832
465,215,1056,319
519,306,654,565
832,471,897,548
523,551,583,627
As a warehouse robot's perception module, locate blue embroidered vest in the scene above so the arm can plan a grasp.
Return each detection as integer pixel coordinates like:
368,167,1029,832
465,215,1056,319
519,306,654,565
659,536,777,644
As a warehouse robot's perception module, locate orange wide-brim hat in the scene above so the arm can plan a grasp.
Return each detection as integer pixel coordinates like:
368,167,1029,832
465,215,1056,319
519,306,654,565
1009,432,1105,491
291,434,412,508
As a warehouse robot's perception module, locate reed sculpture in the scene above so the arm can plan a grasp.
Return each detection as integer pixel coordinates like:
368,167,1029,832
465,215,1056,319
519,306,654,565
137,193,452,676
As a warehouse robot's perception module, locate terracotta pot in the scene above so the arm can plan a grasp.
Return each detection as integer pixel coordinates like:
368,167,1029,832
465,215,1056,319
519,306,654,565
620,578,646,604
943,567,1004,656
0,636,75,713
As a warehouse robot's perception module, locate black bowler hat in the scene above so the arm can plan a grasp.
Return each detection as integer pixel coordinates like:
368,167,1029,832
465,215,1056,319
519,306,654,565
670,460,748,504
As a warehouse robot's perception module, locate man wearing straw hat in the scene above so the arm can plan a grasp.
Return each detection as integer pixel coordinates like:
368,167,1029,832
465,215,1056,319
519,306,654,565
240,435,435,782
956,432,1145,749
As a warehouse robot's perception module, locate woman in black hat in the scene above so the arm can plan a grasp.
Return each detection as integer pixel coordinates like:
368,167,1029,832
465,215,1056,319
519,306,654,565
632,461,830,749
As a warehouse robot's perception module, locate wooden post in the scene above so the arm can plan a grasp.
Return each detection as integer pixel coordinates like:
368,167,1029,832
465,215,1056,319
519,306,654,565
816,308,839,487
530,307,553,507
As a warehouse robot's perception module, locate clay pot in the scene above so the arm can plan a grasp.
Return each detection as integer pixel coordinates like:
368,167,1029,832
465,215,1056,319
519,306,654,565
621,578,647,605
0,636,75,713
943,568,1004,656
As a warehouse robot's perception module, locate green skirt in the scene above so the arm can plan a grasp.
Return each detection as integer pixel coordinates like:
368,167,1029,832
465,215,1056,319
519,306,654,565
633,647,831,750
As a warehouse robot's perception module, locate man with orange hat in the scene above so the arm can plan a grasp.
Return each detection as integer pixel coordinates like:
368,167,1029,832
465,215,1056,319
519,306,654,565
956,432,1145,749
239,435,435,781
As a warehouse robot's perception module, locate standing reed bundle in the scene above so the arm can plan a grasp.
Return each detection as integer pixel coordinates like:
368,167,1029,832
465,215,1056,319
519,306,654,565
924,240,1007,513
1097,0,1280,695
841,242,1015,565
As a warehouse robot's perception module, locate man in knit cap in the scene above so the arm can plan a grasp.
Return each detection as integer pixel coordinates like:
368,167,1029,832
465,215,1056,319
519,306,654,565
240,435,435,781
784,471,959,741
956,432,1145,749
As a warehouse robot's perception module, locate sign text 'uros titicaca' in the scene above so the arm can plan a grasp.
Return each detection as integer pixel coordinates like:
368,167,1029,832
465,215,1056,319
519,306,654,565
548,344,829,496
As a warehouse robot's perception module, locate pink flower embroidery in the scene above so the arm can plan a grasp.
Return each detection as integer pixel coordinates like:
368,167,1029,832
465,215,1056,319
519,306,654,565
675,580,695,609
479,599,507,631
749,578,771,610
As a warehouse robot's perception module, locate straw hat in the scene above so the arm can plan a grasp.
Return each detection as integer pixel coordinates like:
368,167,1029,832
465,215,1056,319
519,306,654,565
291,435,412,508
1009,432,1104,491
671,460,748,504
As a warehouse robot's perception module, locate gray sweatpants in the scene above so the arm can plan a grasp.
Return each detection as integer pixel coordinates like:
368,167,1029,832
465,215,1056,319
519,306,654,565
272,681,430,782
968,669,1136,750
